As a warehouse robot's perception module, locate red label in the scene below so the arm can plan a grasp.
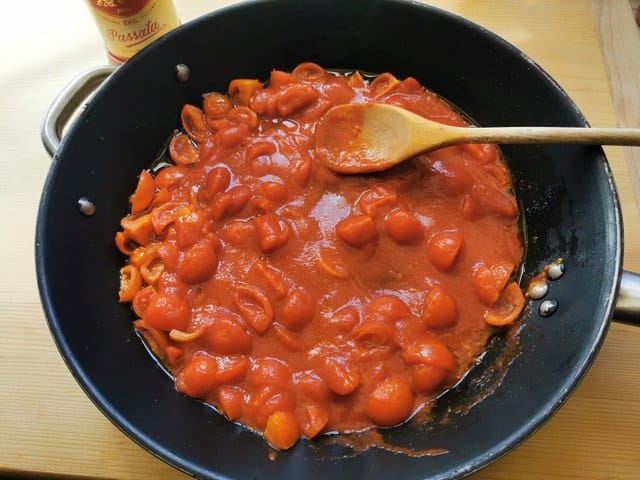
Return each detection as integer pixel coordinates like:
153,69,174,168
87,0,149,18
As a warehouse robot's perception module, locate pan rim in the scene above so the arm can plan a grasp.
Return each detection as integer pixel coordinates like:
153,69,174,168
35,1,624,478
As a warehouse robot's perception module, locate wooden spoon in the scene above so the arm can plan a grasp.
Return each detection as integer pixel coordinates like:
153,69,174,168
313,102,640,173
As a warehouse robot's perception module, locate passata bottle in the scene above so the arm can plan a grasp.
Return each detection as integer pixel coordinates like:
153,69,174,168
85,0,180,64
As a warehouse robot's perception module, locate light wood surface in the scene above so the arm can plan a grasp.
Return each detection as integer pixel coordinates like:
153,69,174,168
1,1,639,479
592,0,640,211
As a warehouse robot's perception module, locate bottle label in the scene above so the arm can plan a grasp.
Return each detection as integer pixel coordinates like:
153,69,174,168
86,0,180,62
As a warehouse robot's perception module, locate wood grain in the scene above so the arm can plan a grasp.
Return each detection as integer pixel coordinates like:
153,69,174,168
592,0,640,211
1,1,639,479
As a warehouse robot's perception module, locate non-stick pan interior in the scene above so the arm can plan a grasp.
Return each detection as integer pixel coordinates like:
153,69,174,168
36,1,621,479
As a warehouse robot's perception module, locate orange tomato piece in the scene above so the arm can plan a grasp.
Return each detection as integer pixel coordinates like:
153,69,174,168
356,184,398,217
335,215,378,247
132,286,155,317
169,133,199,166
129,170,156,214
213,356,250,384
118,265,142,303
205,312,253,355
422,285,458,329
365,295,412,323
426,230,463,271
321,357,360,396
228,79,263,105
255,214,291,253
219,219,256,246
324,306,359,333
155,166,185,189
165,345,183,367
272,324,305,351
181,104,211,143
176,353,218,399
411,364,447,393
114,231,136,256
156,242,179,272
473,184,518,219
121,214,154,246
233,284,274,333
472,262,514,306
177,238,219,284
385,209,424,244
211,185,252,221
293,370,329,405
259,181,288,203
401,335,458,373
368,73,400,98
174,207,206,249
217,385,244,420
300,404,329,439
291,62,325,81
151,187,171,207
202,167,231,201
276,84,319,117
264,411,300,450
248,259,289,299
139,247,165,285
214,124,251,149
150,202,183,235
202,92,232,118
268,70,296,89
352,320,395,346
247,358,293,390
143,293,190,332
347,70,366,88
278,288,315,331
484,282,526,326
365,377,415,427
249,389,296,429
226,106,258,129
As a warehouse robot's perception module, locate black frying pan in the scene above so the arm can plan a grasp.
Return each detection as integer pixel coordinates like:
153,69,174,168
36,1,640,479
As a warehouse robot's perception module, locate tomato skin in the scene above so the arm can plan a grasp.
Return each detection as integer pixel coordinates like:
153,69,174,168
426,230,464,271
214,356,250,384
336,215,378,247
177,238,218,284
132,286,155,317
169,133,199,166
247,358,293,390
385,209,423,244
217,385,244,420
278,288,315,331
422,286,458,329
411,364,447,393
129,170,156,214
203,92,232,118
366,377,415,427
205,312,253,355
176,353,218,399
401,335,458,373
143,294,190,332
300,404,329,439
321,357,360,396
472,262,513,306
255,214,291,252
263,411,300,450
181,104,211,143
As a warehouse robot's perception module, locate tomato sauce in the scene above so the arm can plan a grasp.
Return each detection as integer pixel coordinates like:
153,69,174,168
116,62,525,450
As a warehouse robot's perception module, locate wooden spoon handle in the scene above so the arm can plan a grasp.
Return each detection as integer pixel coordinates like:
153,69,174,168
457,126,640,146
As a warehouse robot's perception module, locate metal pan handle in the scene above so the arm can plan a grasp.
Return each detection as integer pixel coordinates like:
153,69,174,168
613,271,640,325
41,65,117,157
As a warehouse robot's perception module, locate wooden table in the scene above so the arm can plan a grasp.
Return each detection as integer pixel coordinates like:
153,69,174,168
2,1,639,478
